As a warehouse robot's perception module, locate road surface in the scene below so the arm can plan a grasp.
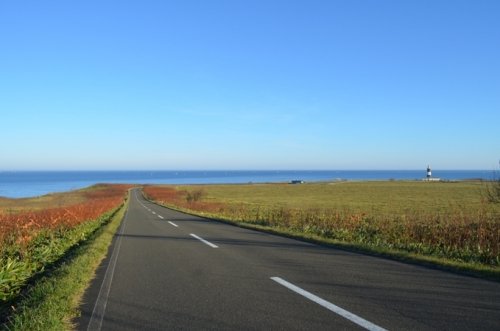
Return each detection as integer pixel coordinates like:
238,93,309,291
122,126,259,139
77,188,500,330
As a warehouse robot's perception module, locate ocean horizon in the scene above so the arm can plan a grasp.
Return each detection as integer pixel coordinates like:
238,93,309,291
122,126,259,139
0,170,496,198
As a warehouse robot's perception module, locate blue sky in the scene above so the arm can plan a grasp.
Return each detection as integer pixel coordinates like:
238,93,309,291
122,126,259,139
1,0,499,170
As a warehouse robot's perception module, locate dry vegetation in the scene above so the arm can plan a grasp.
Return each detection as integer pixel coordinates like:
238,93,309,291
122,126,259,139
0,185,130,247
0,184,131,304
143,182,500,267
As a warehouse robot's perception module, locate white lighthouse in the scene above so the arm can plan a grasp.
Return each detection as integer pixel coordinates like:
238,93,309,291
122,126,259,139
423,165,439,181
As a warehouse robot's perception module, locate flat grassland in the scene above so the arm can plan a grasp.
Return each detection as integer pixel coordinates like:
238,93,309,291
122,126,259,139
0,189,89,214
144,181,500,273
180,181,487,214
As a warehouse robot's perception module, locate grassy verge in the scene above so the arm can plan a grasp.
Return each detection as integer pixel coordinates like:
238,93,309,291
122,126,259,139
0,184,130,303
147,199,500,281
1,193,129,330
142,184,500,282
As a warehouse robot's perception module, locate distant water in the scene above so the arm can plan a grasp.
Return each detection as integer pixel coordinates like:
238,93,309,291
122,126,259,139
0,170,495,198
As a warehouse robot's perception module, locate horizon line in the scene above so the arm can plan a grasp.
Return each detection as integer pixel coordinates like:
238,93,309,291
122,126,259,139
0,169,495,172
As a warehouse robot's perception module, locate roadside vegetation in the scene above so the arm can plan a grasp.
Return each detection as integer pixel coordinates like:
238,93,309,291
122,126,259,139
0,184,131,327
143,181,500,277
483,171,500,204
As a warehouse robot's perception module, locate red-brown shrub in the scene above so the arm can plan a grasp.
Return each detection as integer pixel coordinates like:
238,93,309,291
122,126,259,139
0,184,131,247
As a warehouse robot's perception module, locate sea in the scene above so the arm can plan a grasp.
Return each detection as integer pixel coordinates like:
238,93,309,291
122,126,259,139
0,170,495,198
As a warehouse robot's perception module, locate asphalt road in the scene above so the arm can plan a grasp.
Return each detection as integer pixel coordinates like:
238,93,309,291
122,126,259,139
77,188,500,330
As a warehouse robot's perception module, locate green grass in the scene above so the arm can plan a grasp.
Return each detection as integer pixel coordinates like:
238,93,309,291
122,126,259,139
1,193,129,330
173,181,489,215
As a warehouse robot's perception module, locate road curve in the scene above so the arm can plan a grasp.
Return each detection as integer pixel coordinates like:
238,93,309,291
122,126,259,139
77,188,500,330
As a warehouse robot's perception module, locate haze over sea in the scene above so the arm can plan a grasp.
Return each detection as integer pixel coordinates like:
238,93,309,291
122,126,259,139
0,170,494,198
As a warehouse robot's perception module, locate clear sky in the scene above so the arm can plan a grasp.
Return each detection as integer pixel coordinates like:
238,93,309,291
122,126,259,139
1,1,499,170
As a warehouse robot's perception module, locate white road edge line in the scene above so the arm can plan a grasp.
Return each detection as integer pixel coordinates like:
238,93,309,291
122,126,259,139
270,277,387,331
190,233,218,248
168,221,179,227
87,209,130,331
158,215,164,219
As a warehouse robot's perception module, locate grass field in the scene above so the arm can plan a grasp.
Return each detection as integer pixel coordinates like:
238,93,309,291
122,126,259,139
144,181,500,273
175,181,489,215
0,189,89,215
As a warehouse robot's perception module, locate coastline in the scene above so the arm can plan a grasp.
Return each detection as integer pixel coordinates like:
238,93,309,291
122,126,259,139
0,170,495,198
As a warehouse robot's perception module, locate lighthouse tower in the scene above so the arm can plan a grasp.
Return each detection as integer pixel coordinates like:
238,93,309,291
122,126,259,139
426,165,432,179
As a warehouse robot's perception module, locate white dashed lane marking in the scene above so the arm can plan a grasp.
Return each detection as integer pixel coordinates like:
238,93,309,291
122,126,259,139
270,277,387,331
190,234,218,248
